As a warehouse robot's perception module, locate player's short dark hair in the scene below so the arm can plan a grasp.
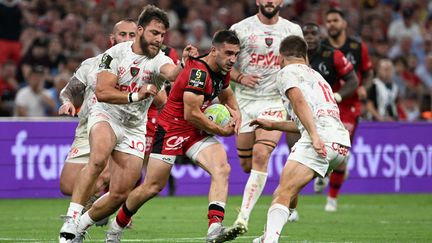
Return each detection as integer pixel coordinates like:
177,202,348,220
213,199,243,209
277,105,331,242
212,30,240,46
279,36,307,60
326,8,345,19
137,5,169,29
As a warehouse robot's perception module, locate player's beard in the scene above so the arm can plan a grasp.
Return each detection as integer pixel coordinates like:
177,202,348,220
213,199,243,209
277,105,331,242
328,28,342,40
140,35,159,58
259,3,281,19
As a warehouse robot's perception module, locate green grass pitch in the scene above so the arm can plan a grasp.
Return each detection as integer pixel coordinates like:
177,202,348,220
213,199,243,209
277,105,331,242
1,194,431,242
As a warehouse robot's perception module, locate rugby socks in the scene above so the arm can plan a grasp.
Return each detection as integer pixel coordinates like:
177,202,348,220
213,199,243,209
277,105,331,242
67,202,84,223
328,169,345,198
238,170,268,222
265,203,289,243
116,203,135,228
77,211,95,233
208,201,225,227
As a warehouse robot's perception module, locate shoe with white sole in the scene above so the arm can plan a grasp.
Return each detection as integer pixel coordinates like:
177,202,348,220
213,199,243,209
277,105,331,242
313,177,329,193
324,197,337,212
287,209,299,222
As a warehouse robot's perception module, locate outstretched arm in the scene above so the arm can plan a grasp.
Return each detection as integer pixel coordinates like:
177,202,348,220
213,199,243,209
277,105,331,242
286,87,326,157
58,76,86,116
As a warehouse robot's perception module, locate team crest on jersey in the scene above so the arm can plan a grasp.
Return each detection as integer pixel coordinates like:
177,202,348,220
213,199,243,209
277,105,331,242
350,42,359,49
188,69,207,89
130,67,140,77
265,37,273,47
99,54,113,69
322,50,331,58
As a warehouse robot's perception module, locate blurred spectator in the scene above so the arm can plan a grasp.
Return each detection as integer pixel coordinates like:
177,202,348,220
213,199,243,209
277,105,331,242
401,90,421,121
0,60,19,116
415,53,432,91
185,20,212,52
14,65,56,117
0,0,23,65
47,36,67,76
48,72,69,110
392,56,408,96
366,59,399,121
18,37,50,84
387,4,422,44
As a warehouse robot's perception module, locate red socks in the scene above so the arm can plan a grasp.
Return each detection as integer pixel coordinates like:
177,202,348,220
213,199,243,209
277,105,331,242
328,169,345,198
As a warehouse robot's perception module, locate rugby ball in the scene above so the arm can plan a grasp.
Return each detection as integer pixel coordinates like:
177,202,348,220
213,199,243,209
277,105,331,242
204,104,231,126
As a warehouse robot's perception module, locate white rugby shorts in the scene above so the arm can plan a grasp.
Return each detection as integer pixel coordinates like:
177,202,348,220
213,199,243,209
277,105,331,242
238,98,287,133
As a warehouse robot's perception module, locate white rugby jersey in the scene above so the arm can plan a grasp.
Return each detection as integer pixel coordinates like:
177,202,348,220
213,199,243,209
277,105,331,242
230,15,303,100
94,41,173,127
277,64,351,147
74,54,102,120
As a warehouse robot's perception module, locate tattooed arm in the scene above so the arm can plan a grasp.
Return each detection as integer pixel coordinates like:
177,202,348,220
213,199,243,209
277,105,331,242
58,76,86,116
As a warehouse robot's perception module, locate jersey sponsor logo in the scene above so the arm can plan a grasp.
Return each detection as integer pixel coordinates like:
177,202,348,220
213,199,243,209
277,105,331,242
131,67,140,77
250,52,279,67
99,54,113,69
318,62,330,76
265,37,273,47
165,136,190,150
188,69,207,89
116,82,141,92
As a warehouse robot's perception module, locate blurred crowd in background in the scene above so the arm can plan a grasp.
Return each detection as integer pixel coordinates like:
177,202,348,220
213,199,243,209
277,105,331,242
0,0,431,121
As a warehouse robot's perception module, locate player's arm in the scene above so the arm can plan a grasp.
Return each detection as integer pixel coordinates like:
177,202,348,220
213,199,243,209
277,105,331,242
160,44,198,82
250,119,299,133
332,50,359,103
58,76,86,116
357,42,374,100
230,67,260,88
336,70,358,102
96,71,156,104
152,89,167,109
183,92,234,136
286,87,326,157
218,87,241,134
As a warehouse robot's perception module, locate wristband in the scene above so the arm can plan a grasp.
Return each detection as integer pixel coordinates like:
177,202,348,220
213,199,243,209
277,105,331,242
333,92,342,103
131,92,140,102
128,92,140,103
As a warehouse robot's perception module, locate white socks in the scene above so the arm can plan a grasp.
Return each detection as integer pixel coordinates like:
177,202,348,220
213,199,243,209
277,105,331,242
238,170,268,222
67,202,84,223
77,211,95,233
264,203,289,243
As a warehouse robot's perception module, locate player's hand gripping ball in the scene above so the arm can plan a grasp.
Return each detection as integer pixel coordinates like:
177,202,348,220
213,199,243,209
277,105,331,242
204,104,231,126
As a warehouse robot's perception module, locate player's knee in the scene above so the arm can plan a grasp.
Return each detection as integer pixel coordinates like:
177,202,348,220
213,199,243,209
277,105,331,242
88,159,107,174
252,147,271,165
108,190,129,206
212,161,231,180
59,180,73,196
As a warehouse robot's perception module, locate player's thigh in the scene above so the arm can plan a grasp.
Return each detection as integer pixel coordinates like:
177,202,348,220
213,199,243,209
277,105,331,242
60,162,85,188
143,156,173,187
236,132,255,149
194,142,229,176
88,122,117,159
255,127,282,146
109,151,144,192
278,160,315,196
